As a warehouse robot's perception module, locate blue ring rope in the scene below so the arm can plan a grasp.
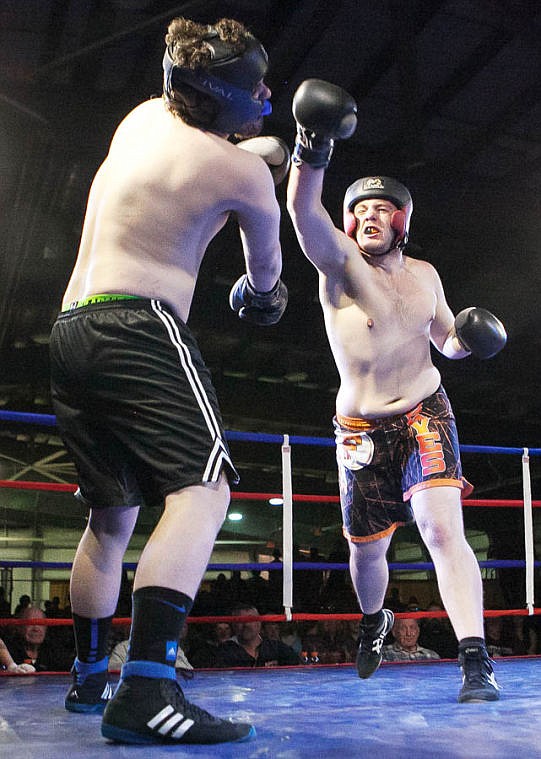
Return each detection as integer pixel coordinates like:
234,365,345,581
0,409,540,455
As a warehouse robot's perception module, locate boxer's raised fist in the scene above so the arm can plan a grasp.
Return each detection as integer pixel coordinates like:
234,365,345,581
292,79,357,169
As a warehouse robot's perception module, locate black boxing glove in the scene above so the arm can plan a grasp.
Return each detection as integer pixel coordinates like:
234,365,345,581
237,136,291,186
229,275,288,326
454,307,507,359
292,78,357,169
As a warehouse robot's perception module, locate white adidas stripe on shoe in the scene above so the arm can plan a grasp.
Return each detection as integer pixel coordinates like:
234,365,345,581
147,705,195,739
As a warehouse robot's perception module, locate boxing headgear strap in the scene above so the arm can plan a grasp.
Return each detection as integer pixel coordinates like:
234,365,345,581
163,29,270,135
343,176,413,249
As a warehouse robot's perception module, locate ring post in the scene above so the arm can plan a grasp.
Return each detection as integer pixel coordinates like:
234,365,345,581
281,434,293,621
522,448,535,614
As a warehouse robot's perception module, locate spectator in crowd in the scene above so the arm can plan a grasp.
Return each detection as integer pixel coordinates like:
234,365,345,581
215,605,299,667
109,621,192,672
0,587,11,617
383,617,440,662
3,605,72,671
295,547,325,613
406,595,421,611
384,587,406,613
320,539,356,613
300,618,352,664
227,571,249,606
245,571,271,611
280,621,303,656
44,596,63,618
13,594,31,617
267,548,283,612
484,616,515,658
188,622,233,668
418,601,457,659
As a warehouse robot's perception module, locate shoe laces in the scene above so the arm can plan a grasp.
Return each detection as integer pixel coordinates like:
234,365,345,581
460,648,494,686
163,679,222,724
359,617,387,654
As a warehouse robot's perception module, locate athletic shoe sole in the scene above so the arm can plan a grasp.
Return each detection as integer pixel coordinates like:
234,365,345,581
101,722,256,745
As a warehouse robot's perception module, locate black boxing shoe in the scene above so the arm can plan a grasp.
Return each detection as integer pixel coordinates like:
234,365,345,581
65,668,115,714
356,609,394,679
101,675,255,745
458,644,500,703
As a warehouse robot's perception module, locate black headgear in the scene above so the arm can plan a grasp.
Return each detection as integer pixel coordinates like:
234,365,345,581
343,176,413,248
163,28,270,134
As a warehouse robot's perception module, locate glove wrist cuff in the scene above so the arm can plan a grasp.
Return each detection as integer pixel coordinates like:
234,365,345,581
248,278,280,297
292,141,334,169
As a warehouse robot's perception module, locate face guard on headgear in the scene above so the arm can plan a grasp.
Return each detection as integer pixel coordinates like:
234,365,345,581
343,176,413,249
163,27,271,135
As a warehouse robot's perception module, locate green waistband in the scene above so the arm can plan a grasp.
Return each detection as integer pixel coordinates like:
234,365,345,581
62,294,140,311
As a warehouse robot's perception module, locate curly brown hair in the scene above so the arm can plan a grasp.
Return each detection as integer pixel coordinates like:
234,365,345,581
164,17,251,129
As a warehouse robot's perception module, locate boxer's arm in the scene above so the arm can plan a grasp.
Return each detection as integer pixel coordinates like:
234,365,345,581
0,637,34,674
233,153,283,294
429,266,470,358
287,164,351,273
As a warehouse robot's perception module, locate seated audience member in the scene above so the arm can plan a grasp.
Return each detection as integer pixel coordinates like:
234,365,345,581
215,605,300,667
0,636,35,673
0,586,11,617
13,594,31,617
484,616,515,658
418,601,457,659
383,617,441,662
300,618,351,664
187,622,233,668
4,605,72,671
384,587,406,612
109,621,192,671
280,621,303,656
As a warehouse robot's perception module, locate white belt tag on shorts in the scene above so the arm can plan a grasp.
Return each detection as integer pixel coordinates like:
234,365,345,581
336,432,374,470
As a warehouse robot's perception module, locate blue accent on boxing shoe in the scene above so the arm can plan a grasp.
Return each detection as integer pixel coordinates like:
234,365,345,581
121,660,177,681
73,656,108,681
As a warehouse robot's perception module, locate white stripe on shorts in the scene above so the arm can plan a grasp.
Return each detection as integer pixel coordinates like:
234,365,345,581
151,300,233,482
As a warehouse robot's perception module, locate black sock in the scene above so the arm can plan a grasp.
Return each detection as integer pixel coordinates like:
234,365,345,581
458,636,486,652
361,610,384,627
72,613,113,664
127,586,193,666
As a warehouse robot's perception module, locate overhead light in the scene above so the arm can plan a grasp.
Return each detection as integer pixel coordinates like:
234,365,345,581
284,371,308,383
227,512,243,521
257,375,284,384
268,497,283,506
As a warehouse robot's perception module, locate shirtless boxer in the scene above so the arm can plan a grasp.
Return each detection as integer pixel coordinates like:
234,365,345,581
49,17,288,744
286,78,506,703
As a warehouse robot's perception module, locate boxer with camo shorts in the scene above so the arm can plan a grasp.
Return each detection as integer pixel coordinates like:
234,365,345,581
287,78,506,703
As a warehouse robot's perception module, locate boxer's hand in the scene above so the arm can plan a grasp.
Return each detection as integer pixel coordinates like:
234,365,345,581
455,307,507,359
229,275,288,325
292,78,357,169
237,136,291,186
8,662,36,674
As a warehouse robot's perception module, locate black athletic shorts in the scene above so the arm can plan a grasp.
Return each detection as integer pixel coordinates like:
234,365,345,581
334,386,472,543
49,298,239,509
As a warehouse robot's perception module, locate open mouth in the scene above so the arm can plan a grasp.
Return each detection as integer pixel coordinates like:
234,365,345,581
364,226,380,235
